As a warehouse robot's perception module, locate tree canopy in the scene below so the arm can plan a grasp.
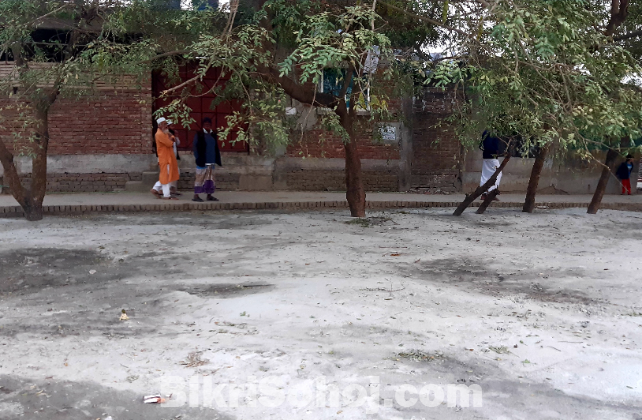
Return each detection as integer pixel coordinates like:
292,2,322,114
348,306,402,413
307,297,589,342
0,0,223,220
397,0,642,159
2,0,642,220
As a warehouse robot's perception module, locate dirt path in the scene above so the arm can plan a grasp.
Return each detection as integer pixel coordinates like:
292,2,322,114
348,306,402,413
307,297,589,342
0,209,641,419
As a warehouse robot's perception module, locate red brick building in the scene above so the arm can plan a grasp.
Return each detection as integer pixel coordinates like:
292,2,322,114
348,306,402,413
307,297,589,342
0,65,464,195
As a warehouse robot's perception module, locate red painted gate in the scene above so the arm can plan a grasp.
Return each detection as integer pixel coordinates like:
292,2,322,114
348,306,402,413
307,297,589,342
152,64,248,153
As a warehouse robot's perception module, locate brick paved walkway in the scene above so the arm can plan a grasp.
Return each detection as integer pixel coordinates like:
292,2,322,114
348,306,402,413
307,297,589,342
1,191,641,217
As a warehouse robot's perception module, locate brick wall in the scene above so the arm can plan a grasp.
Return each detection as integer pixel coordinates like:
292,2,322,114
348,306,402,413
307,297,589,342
284,170,398,192
0,85,152,156
0,81,153,194
411,88,462,192
2,171,245,194
286,117,401,161
49,88,152,155
275,109,404,192
11,173,139,193
0,79,466,195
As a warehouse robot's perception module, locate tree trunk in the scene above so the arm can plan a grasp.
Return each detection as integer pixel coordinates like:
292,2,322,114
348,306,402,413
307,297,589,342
336,101,366,217
343,132,366,217
587,148,619,214
22,193,44,221
476,189,499,214
522,144,550,213
453,154,511,216
26,107,49,221
0,99,52,221
0,140,29,212
0,142,45,221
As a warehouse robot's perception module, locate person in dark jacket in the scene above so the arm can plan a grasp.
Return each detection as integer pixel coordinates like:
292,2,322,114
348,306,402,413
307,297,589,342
616,154,635,195
192,118,222,202
479,131,506,201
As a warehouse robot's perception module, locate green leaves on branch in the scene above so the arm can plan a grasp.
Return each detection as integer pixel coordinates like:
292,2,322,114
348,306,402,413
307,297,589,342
412,0,642,157
277,5,391,85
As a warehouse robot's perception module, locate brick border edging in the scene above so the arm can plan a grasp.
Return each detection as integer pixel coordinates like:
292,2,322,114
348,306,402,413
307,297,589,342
1,200,640,218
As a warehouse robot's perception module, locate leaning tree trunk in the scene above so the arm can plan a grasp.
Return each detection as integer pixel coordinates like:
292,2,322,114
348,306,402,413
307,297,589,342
476,189,499,214
523,144,550,213
0,98,53,221
587,148,619,214
453,154,511,216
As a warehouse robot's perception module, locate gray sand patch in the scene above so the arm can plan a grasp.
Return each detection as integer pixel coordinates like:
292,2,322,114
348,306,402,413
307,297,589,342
178,282,275,298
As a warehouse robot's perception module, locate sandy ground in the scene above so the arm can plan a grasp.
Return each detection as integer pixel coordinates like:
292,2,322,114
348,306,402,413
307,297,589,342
0,208,641,420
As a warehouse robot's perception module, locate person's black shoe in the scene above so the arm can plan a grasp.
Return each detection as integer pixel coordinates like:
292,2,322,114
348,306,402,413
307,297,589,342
192,196,204,202
207,195,219,202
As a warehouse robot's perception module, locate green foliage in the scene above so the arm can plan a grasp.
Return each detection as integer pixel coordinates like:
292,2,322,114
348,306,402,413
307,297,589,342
614,0,642,63
264,0,320,48
0,1,102,156
376,0,440,50
415,0,642,160
0,0,222,156
146,0,402,151
7,0,639,169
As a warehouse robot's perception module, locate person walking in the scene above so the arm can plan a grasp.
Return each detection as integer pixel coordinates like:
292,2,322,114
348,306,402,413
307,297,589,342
192,117,221,202
616,154,635,195
153,117,180,200
151,119,182,197
479,131,506,201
